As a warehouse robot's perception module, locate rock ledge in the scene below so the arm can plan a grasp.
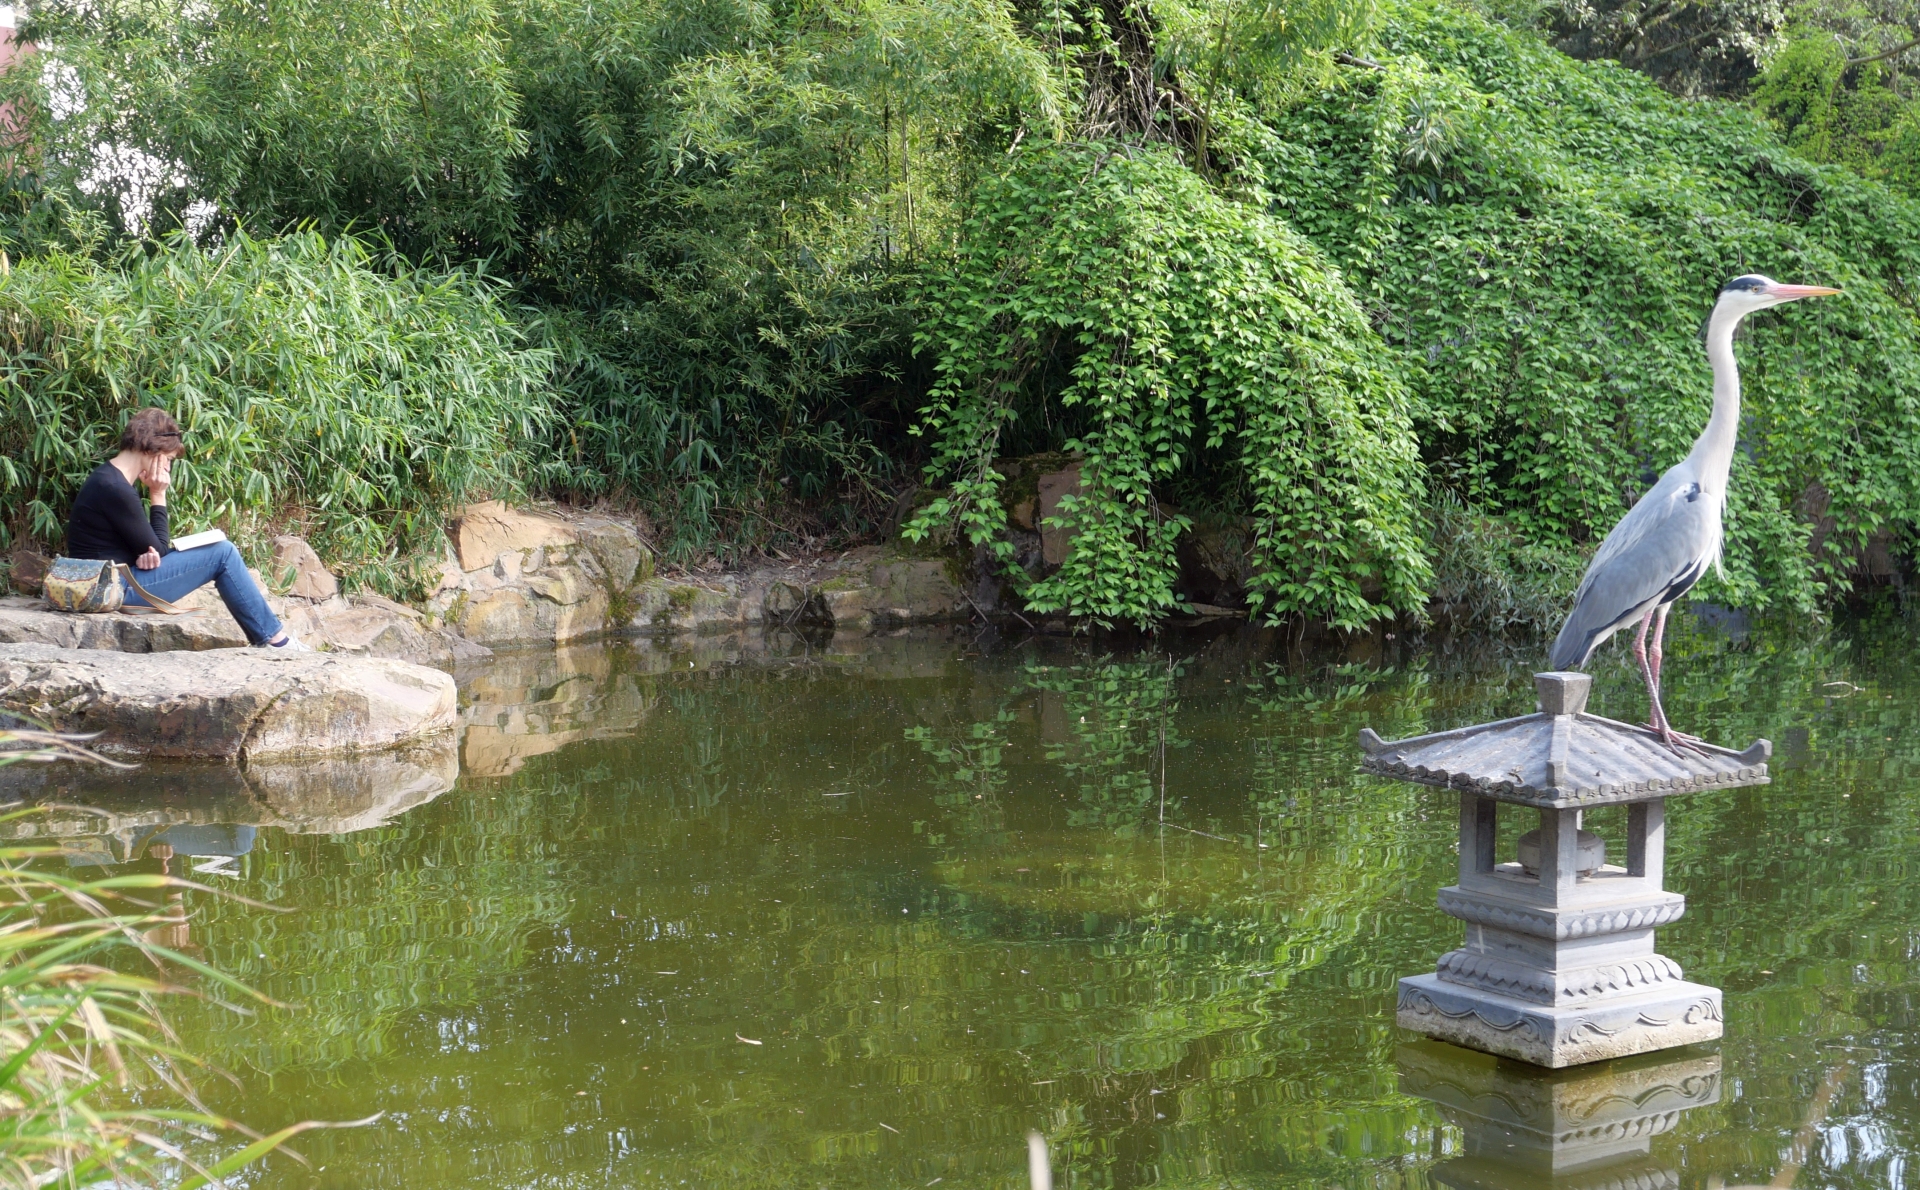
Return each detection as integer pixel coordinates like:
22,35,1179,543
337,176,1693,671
0,644,457,760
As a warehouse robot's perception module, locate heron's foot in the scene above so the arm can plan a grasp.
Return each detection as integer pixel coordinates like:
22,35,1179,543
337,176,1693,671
1645,723,1709,757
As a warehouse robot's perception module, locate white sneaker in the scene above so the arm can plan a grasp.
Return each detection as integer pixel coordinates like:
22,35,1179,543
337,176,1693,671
265,632,315,653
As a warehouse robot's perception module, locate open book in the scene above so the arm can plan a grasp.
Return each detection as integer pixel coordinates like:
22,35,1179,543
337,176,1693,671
170,528,228,552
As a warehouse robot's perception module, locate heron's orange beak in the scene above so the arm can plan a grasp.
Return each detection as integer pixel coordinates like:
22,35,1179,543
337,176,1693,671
1766,283,1841,300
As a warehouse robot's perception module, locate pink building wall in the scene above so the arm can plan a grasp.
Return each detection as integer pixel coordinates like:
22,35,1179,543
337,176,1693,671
0,8,23,76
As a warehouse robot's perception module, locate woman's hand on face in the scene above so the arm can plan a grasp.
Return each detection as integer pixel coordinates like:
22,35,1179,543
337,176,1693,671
135,547,161,570
141,454,171,504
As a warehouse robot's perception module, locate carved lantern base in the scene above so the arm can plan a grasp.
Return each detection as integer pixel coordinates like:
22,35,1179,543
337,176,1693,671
1397,971,1722,1069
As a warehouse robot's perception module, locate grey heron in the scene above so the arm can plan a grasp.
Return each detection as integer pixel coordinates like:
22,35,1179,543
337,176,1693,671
1548,274,1838,752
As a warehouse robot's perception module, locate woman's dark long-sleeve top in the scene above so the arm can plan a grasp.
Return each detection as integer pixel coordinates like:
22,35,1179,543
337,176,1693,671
65,464,173,565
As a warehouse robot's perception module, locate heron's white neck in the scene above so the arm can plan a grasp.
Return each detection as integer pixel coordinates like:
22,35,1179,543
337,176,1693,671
1689,301,1745,493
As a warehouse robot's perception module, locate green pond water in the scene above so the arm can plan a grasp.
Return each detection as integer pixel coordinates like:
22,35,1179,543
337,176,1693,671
18,615,1920,1188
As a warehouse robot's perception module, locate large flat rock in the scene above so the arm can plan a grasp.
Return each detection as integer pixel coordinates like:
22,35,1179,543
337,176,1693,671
0,644,457,760
0,594,488,671
0,595,251,651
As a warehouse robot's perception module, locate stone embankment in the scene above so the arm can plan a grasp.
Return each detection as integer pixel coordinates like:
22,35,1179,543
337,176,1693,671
1,498,979,669
0,497,985,760
425,501,973,645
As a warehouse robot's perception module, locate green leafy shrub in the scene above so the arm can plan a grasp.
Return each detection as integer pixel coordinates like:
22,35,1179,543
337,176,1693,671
509,0,1069,554
907,143,1431,628
11,0,526,256
7,0,1074,559
0,231,554,594
1426,493,1587,635
1751,32,1920,187
1258,1,1920,615
25,0,1920,626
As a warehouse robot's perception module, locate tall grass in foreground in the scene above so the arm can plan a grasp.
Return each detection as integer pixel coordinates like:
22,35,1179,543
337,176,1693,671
0,730,365,1187
0,232,557,596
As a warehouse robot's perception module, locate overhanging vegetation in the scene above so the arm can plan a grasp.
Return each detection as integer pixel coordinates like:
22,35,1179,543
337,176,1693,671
4,0,1920,624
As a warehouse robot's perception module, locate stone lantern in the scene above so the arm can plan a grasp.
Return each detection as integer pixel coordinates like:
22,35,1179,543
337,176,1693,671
1360,672,1770,1068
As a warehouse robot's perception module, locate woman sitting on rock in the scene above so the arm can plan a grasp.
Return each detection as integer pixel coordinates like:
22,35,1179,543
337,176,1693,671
65,407,310,651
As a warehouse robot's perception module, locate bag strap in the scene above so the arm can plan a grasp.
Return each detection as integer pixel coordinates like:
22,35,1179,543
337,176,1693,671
114,563,187,614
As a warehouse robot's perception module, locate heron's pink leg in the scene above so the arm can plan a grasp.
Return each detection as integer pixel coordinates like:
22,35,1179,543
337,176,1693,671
1645,604,1705,755
1647,604,1667,692
1632,612,1659,721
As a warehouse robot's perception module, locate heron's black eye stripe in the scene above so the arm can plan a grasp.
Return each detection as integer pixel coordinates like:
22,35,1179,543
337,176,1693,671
1720,275,1767,293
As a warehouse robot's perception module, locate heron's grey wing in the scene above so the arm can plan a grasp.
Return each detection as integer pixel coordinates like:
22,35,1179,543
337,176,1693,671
1549,481,1719,670
1578,467,1703,575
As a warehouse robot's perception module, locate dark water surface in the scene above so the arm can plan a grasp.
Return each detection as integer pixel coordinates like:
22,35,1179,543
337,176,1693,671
29,618,1920,1188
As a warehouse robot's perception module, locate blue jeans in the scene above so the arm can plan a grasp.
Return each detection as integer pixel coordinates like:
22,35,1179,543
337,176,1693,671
122,541,283,645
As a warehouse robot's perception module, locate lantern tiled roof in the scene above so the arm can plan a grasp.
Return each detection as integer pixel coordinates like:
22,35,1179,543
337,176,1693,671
1359,672,1769,808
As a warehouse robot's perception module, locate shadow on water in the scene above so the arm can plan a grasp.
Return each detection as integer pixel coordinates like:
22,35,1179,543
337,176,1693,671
7,612,1920,1188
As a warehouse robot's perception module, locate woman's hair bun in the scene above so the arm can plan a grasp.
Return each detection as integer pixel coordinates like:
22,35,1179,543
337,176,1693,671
120,407,184,456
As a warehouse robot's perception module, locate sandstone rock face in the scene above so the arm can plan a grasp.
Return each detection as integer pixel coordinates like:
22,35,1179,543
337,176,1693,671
452,500,578,571
1035,462,1082,566
0,644,457,760
980,452,1083,571
816,548,969,629
445,570,611,647
626,546,970,635
427,504,652,647
280,595,490,670
574,517,651,590
271,535,339,600
630,575,769,634
433,502,975,652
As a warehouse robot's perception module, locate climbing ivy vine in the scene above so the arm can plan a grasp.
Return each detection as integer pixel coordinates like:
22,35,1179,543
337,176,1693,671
1255,2,1920,617
905,143,1431,628
910,3,1920,630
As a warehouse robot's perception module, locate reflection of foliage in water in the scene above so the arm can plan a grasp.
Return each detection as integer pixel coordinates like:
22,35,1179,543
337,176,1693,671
899,650,1445,1186
1025,658,1186,834
909,656,1192,840
170,777,582,1071
905,709,1016,845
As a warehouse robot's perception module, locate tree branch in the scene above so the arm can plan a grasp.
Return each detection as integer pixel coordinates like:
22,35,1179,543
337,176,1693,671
1850,33,1920,66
